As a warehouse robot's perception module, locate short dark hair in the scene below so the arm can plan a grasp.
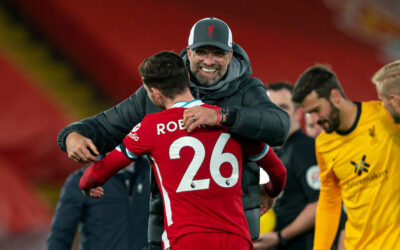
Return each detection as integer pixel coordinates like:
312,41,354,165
139,51,189,99
292,65,347,103
267,81,300,109
267,81,294,93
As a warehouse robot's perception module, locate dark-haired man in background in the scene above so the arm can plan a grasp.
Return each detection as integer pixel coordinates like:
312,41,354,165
255,82,346,250
47,157,150,250
254,82,319,250
292,65,400,250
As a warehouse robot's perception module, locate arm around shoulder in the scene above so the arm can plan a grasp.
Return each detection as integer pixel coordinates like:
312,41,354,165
227,78,290,146
57,86,152,154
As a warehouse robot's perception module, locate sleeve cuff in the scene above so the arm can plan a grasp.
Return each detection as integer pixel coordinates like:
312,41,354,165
57,122,86,152
221,106,237,127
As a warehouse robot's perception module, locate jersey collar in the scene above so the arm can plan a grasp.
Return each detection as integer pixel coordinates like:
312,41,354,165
171,99,203,108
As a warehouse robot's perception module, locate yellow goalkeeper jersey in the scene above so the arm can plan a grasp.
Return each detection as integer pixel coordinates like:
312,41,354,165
314,101,400,250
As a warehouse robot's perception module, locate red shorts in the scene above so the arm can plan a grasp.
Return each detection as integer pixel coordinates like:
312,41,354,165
170,231,252,250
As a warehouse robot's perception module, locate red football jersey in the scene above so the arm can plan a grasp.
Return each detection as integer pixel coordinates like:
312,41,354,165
80,100,286,249
122,100,252,248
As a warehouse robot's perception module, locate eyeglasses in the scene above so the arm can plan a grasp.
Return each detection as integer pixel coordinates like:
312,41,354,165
193,48,229,62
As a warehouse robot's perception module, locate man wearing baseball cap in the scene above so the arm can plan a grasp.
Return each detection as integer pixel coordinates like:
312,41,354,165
58,17,290,249
188,17,233,51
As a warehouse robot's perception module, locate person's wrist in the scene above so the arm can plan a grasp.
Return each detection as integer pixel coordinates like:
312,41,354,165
65,132,77,145
276,230,288,247
220,107,228,124
216,108,222,125
221,113,226,124
220,107,236,126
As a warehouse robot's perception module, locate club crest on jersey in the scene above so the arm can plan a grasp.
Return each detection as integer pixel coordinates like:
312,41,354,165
368,126,379,145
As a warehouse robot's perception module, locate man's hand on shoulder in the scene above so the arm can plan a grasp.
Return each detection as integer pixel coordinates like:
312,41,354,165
183,106,221,132
66,132,99,163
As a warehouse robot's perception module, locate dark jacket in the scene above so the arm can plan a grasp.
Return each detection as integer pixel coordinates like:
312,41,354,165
46,157,150,250
57,43,290,245
274,130,319,250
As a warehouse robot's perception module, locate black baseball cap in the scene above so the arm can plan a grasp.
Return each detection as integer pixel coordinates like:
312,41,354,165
188,17,233,52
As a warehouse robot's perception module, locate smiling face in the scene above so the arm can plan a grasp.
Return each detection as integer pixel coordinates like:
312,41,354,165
187,46,233,86
301,91,340,133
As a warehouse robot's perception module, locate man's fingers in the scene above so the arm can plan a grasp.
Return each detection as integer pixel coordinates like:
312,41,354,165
82,189,91,197
183,118,192,130
65,132,98,163
69,151,93,163
69,151,88,163
80,139,98,161
86,140,100,156
183,116,196,131
85,153,97,162
183,106,218,132
71,151,89,163
187,120,203,133
183,109,192,121
90,187,104,197
183,109,195,122
69,154,81,162
183,113,195,129
82,187,104,198
75,145,97,162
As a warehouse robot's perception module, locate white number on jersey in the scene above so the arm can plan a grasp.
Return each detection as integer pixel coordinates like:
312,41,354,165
170,133,239,193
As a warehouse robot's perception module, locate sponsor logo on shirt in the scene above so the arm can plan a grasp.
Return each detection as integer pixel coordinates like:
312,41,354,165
131,123,141,132
345,170,388,189
128,123,141,141
128,132,139,141
350,155,370,176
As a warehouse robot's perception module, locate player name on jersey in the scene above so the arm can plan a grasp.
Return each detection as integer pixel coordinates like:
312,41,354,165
156,119,185,135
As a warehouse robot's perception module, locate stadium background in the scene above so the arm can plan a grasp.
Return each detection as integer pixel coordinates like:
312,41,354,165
0,0,399,249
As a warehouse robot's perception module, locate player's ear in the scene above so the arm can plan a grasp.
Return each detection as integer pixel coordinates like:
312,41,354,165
329,89,341,106
152,88,162,100
227,49,233,63
187,47,192,58
294,106,304,122
390,93,400,108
